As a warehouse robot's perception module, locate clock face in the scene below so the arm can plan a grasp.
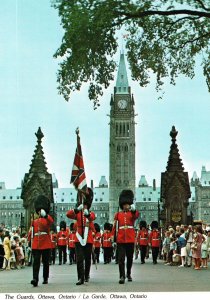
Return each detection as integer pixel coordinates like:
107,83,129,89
118,99,127,109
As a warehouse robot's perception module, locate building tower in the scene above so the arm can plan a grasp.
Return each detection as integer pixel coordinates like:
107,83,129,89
21,127,54,230
109,53,136,222
161,126,191,227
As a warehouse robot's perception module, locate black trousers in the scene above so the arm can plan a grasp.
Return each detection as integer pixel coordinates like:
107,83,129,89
103,247,112,263
50,248,56,264
32,249,50,282
0,245,5,268
140,245,147,263
93,247,100,263
152,247,159,263
117,243,134,278
58,245,67,264
75,242,92,281
69,247,76,264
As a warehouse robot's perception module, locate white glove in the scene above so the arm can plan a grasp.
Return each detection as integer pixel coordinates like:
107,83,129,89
83,209,89,216
77,204,84,211
40,209,46,217
130,204,136,212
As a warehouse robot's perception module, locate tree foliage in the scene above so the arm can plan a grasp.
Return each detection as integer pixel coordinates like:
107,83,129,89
52,0,210,108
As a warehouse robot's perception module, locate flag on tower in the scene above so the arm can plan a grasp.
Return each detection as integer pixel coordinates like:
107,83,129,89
70,128,87,192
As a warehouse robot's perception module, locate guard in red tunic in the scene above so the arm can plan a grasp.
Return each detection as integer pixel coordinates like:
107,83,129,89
111,190,139,284
102,223,112,264
137,221,149,264
50,227,57,265
68,223,76,265
66,187,95,285
93,223,101,264
149,221,161,264
57,221,68,265
30,195,54,287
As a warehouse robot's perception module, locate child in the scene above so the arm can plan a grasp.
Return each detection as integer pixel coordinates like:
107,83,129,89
201,235,208,268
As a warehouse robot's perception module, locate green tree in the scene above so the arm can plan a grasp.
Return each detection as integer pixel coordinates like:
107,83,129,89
52,0,210,108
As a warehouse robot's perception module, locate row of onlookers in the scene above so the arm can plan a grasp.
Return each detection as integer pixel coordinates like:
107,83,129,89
162,224,210,270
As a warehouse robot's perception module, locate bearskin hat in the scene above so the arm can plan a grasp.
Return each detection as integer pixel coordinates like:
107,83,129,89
50,223,57,233
83,187,93,209
139,220,147,229
70,223,74,231
104,222,110,231
60,221,66,231
119,189,134,210
151,221,158,230
94,223,100,233
34,195,50,214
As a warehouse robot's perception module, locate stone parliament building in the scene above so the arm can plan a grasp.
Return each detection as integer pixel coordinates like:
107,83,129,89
0,53,209,230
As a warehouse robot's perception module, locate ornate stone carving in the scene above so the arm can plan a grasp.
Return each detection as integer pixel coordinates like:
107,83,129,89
161,126,191,227
21,127,54,230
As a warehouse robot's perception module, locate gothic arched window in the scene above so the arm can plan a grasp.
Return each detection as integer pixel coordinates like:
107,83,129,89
124,144,128,152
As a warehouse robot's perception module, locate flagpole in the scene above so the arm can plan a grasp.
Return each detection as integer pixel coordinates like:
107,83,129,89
76,128,84,239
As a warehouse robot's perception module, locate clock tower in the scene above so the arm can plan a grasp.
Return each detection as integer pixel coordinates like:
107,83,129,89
109,53,136,222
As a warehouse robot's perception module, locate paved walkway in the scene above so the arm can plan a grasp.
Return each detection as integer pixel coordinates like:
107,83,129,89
0,259,210,293
1,257,210,293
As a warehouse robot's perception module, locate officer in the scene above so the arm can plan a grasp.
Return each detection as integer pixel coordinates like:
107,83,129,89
111,190,139,284
149,221,161,264
57,221,68,265
137,221,149,264
66,187,95,285
30,195,54,287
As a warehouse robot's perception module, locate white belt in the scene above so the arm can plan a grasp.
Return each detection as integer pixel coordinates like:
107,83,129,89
34,232,48,236
152,239,160,240
58,237,66,240
103,239,110,242
69,240,75,242
119,226,133,229
140,238,148,240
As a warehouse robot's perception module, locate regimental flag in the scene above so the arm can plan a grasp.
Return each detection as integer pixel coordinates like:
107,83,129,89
70,128,87,192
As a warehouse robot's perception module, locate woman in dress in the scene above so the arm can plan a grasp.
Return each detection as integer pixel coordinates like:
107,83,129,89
192,225,205,270
3,231,11,270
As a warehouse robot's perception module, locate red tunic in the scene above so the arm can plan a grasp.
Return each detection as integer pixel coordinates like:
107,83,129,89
68,232,76,248
137,229,149,246
66,209,96,244
93,232,101,248
102,231,112,247
149,229,161,247
57,230,68,246
112,210,139,243
31,215,54,250
50,233,57,249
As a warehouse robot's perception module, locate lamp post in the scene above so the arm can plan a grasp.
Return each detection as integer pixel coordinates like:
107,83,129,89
158,200,160,227
20,212,25,234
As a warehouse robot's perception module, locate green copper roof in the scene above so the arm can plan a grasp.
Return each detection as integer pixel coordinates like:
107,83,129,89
115,53,129,94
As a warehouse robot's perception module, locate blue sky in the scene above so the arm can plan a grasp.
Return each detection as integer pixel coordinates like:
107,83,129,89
0,0,209,189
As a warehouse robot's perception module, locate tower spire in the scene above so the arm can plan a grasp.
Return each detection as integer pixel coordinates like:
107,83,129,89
166,126,184,172
29,127,48,174
115,53,129,94
21,127,54,230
